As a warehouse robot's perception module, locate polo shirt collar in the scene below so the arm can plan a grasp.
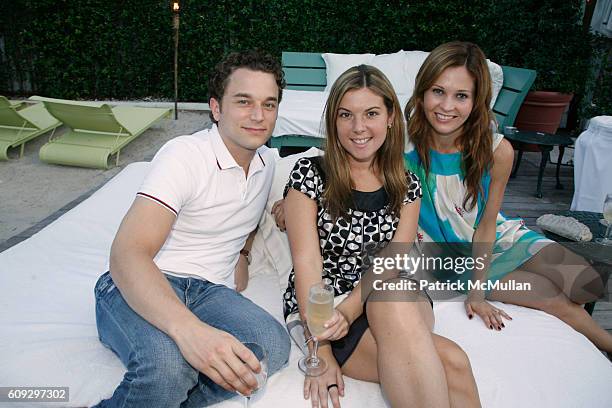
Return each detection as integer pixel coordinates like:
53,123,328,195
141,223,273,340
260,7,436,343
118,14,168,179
210,124,268,174
210,124,239,170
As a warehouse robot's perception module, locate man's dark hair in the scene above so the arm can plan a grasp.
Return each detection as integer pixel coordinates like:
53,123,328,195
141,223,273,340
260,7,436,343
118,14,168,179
208,50,286,123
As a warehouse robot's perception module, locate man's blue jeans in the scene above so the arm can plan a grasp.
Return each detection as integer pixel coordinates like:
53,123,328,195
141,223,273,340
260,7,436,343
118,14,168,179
94,272,290,408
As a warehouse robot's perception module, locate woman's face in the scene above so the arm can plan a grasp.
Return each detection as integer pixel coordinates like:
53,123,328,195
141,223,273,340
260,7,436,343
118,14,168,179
336,87,393,165
423,65,475,140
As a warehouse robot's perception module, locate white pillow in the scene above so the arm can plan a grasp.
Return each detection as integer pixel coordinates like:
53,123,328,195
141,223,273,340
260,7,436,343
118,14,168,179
486,59,504,108
370,51,408,94
257,147,324,295
401,50,431,99
248,147,280,279
322,53,375,92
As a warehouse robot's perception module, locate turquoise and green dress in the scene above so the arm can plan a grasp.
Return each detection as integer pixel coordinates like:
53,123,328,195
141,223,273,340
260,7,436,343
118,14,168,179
403,133,551,290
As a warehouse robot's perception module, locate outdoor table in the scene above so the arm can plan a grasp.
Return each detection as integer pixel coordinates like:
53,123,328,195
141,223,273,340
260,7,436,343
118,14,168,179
541,210,611,314
505,130,574,198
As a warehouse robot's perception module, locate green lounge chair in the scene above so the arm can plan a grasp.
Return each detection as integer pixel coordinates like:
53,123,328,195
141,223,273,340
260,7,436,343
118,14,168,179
272,52,536,149
9,100,25,109
0,96,62,160
30,96,172,169
492,66,537,132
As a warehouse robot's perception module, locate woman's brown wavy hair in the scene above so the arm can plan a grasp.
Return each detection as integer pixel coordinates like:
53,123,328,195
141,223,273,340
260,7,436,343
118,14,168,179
322,64,407,219
405,41,494,210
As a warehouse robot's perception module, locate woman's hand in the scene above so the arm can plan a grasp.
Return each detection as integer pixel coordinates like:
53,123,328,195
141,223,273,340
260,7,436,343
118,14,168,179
234,254,248,292
303,356,345,408
465,291,512,330
271,199,286,231
313,309,350,342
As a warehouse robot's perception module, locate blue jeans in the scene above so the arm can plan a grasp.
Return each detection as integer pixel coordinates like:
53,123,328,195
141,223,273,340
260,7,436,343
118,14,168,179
94,272,290,408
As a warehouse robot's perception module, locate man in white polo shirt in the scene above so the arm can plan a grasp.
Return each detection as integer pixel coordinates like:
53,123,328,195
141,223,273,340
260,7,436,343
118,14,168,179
93,50,290,408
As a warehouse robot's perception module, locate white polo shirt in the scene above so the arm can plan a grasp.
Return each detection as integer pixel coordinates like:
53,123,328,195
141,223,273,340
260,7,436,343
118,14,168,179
137,125,275,287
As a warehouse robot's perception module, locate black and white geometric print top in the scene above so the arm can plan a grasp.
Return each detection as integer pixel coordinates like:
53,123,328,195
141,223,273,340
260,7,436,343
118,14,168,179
282,156,422,319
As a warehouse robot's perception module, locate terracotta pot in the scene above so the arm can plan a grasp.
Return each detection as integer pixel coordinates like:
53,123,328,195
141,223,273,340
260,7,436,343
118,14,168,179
514,91,574,134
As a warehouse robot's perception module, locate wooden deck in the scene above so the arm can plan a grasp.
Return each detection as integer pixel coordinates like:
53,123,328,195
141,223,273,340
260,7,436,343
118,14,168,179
502,151,612,334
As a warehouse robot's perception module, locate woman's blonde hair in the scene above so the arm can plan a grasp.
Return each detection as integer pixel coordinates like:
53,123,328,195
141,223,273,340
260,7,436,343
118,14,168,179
405,41,494,210
323,64,407,219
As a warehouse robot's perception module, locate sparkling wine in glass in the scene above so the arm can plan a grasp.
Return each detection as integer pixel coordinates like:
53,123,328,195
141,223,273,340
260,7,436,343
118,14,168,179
242,342,268,408
597,194,612,246
298,282,334,377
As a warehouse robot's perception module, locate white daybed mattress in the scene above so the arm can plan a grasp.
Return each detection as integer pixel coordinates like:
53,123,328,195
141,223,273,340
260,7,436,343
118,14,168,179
1,162,611,407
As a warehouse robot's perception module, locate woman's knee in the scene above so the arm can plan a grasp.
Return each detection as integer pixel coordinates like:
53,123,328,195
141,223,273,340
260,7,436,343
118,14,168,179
367,294,433,335
569,266,605,304
539,294,583,319
435,338,472,374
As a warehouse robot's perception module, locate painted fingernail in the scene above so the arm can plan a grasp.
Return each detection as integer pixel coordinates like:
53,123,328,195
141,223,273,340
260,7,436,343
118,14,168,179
502,323,505,328
468,314,473,319
489,325,493,329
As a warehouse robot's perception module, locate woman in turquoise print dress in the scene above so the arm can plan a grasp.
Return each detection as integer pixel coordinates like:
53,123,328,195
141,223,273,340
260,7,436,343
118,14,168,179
403,41,612,352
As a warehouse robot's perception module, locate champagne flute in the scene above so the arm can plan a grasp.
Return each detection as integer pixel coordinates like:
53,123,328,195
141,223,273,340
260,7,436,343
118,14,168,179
298,282,334,377
241,342,268,408
597,194,612,246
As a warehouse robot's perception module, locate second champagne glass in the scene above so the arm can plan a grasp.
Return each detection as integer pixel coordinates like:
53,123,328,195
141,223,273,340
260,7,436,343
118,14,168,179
298,282,334,377
241,342,268,408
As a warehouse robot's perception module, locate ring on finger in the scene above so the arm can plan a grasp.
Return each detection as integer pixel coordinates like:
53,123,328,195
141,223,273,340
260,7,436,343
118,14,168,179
327,383,338,391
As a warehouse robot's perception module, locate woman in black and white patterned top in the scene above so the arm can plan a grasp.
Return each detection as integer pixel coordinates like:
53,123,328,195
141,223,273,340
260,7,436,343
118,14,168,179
282,65,481,407
282,156,422,319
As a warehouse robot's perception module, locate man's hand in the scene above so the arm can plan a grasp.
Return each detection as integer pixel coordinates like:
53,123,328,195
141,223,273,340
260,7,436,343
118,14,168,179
234,254,249,292
173,321,261,396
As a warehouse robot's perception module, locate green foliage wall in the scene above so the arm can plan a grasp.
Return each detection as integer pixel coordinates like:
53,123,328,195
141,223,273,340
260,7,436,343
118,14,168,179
1,0,606,116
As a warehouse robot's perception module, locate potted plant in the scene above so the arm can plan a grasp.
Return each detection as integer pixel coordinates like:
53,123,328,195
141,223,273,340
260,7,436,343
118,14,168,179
512,2,593,134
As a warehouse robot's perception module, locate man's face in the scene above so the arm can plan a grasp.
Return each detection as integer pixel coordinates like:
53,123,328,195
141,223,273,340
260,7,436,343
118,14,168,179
210,68,279,155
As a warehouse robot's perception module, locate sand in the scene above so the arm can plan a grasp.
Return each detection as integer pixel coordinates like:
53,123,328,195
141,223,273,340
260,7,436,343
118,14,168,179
0,111,212,244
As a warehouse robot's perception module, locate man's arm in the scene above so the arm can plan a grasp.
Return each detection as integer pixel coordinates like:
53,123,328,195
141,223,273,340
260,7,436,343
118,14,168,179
109,197,260,395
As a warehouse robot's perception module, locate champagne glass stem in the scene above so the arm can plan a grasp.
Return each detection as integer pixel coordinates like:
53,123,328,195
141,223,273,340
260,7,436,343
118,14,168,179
312,340,320,366
244,396,250,408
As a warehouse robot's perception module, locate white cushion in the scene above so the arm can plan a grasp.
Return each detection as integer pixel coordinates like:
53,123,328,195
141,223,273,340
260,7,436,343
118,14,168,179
322,53,375,92
402,50,431,98
2,161,612,407
486,59,504,107
370,50,409,94
321,51,503,109
257,147,324,295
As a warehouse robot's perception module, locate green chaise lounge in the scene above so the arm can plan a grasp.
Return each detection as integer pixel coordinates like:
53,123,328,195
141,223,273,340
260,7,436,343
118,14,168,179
30,96,172,169
0,96,62,160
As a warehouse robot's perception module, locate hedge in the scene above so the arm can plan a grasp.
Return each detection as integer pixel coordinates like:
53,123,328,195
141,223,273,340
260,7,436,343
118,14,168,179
1,0,609,120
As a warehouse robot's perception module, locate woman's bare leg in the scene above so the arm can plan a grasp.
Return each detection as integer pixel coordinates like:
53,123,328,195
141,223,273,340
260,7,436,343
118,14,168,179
489,270,612,352
341,284,480,407
432,335,481,408
519,243,605,304
367,298,449,407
